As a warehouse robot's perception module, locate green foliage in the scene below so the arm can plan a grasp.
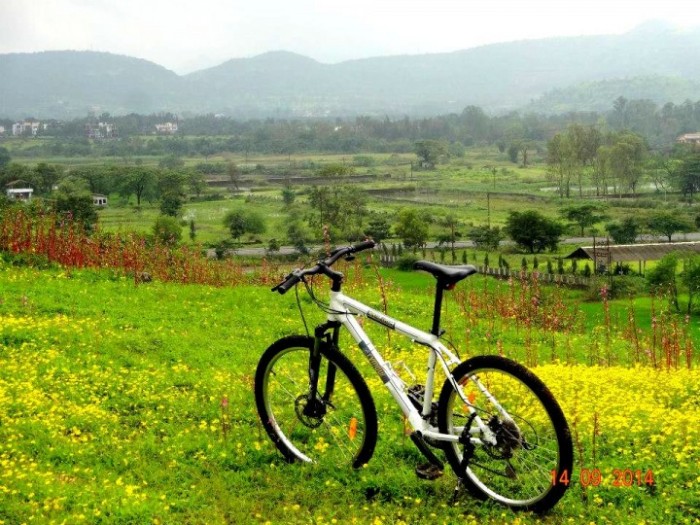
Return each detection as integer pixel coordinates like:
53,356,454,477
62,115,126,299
308,186,366,242
54,194,98,229
394,208,428,250
505,210,564,253
606,217,639,244
158,155,185,169
0,146,10,170
468,225,502,251
507,143,519,164
364,215,391,243
223,208,266,242
152,215,182,245
159,194,183,217
396,254,419,271
316,163,354,178
604,131,648,194
286,221,310,254
414,140,447,168
681,256,700,314
281,187,296,206
267,238,280,254
187,171,207,197
352,155,376,167
560,202,608,236
118,167,157,206
674,152,700,202
647,212,692,242
646,253,680,309
189,219,196,241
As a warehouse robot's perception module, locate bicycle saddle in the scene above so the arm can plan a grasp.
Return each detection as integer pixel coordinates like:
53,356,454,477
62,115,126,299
413,261,478,289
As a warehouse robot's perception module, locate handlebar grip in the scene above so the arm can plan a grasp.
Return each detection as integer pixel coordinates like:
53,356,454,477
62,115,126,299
272,273,302,294
351,240,376,253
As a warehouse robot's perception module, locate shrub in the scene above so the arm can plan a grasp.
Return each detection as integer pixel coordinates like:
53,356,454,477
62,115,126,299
152,216,182,246
396,255,419,271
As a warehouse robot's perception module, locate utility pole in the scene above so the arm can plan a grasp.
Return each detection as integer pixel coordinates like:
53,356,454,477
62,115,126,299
487,192,491,228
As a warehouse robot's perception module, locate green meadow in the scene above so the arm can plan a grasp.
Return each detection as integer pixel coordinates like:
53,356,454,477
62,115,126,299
0,260,698,524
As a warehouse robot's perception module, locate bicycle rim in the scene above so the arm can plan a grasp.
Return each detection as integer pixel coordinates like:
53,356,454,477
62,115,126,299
439,356,572,511
257,340,376,468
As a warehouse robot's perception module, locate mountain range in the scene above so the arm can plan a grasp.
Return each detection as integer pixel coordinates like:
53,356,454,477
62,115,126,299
2,22,700,120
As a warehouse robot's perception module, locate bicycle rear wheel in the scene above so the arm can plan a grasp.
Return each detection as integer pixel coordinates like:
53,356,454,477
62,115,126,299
438,355,573,513
255,335,377,469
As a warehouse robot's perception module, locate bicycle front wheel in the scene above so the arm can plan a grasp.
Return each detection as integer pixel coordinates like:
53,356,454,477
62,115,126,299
255,335,378,469
438,355,573,513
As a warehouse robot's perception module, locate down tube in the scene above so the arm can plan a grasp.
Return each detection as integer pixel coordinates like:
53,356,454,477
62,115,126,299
340,314,426,431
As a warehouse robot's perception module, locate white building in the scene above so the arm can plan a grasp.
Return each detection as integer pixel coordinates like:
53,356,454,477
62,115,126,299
6,188,34,201
677,133,700,144
12,121,42,136
155,122,178,134
92,194,108,206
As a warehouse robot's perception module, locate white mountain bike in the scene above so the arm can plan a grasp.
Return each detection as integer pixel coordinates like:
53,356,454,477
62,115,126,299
254,241,573,512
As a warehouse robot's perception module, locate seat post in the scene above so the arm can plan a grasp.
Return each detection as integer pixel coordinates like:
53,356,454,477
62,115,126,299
431,281,445,336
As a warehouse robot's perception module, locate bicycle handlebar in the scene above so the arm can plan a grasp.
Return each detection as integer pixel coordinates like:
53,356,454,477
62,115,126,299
272,240,376,294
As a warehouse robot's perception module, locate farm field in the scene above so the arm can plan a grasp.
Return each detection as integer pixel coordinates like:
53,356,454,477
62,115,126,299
0,262,698,524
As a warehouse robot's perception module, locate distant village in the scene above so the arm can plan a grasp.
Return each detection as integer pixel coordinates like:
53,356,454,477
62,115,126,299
0,118,179,138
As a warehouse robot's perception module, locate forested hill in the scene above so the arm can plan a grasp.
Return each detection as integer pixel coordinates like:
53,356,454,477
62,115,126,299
2,23,700,119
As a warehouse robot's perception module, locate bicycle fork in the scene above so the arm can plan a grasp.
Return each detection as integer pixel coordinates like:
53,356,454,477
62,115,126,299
304,321,341,419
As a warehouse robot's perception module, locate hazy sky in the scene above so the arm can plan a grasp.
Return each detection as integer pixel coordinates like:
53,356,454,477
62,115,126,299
1,0,699,74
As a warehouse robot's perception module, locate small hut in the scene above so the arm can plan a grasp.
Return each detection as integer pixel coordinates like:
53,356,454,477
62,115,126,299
566,241,700,274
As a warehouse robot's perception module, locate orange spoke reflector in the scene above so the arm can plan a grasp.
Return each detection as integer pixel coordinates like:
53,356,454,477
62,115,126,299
468,392,476,405
348,417,358,440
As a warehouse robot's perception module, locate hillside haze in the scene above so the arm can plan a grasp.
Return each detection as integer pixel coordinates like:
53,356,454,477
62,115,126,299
2,23,700,119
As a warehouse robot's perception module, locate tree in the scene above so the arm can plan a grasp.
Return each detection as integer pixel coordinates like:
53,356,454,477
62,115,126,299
187,171,207,198
439,215,462,259
547,124,602,198
646,253,679,311
606,132,647,195
158,155,185,170
281,187,296,206
33,163,61,195
507,143,519,164
157,170,186,217
681,256,700,314
152,216,182,246
316,163,354,178
0,147,10,171
546,134,574,198
227,162,241,191
287,221,310,255
414,140,447,168
606,217,639,244
647,212,692,242
674,152,700,203
118,167,157,206
160,194,183,217
560,203,608,236
395,208,428,251
52,176,98,229
364,215,391,243
505,210,564,253
308,186,366,241
468,225,503,251
223,208,266,243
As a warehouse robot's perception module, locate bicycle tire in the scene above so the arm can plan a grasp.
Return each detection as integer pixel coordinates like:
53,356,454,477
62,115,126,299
437,355,573,513
255,335,378,469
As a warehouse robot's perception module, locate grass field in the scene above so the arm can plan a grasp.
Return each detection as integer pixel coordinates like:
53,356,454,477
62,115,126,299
0,262,698,524
7,144,697,249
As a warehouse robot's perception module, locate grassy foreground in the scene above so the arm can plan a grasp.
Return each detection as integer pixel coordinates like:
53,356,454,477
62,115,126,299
0,265,698,524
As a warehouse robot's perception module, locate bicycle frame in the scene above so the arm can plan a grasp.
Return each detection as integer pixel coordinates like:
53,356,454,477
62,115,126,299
327,290,499,447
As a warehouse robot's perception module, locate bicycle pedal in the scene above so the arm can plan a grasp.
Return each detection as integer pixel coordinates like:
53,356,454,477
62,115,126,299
415,462,443,481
